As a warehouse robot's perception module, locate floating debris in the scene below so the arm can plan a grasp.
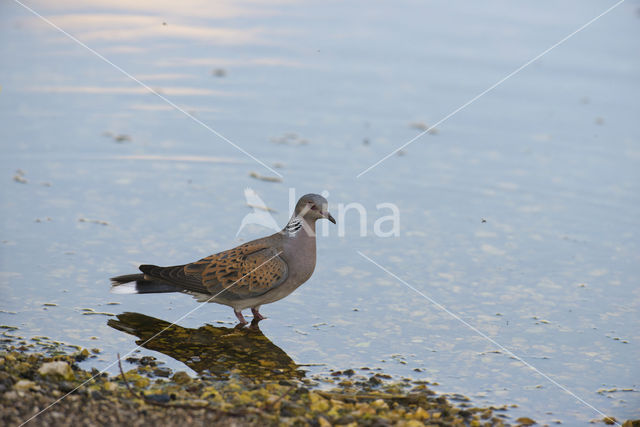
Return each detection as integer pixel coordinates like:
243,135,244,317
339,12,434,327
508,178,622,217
270,132,309,146
409,121,439,134
249,171,283,183
103,131,132,143
13,169,27,184
79,308,113,316
78,218,109,226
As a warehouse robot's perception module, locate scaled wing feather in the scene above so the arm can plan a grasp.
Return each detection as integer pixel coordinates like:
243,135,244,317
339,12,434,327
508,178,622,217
183,240,288,299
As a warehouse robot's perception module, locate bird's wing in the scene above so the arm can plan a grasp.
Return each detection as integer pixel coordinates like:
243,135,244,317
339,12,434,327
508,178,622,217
183,238,288,299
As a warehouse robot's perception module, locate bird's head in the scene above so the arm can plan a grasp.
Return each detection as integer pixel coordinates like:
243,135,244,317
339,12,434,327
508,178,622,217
295,194,336,224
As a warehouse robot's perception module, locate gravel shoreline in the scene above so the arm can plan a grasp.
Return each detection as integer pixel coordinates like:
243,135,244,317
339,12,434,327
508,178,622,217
2,331,636,427
1,347,515,426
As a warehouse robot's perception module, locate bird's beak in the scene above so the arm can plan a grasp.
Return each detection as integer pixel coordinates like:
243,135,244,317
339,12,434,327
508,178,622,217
326,212,336,224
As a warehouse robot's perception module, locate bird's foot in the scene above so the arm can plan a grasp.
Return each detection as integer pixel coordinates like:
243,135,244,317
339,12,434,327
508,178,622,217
234,310,248,325
251,308,266,320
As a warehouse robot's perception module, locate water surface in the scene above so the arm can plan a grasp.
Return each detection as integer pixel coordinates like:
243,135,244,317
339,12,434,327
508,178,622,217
1,0,639,425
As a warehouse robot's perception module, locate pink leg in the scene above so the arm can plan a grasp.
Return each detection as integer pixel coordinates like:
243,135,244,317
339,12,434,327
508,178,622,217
234,310,247,324
251,307,265,320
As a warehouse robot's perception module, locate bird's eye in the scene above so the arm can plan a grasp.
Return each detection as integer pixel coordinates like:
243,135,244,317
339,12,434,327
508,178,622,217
310,205,318,210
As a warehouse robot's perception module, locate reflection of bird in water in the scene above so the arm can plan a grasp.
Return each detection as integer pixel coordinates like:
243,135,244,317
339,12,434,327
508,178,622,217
107,312,304,381
236,188,280,237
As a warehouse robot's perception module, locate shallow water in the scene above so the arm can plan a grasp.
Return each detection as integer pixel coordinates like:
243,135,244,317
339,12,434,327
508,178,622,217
1,0,639,424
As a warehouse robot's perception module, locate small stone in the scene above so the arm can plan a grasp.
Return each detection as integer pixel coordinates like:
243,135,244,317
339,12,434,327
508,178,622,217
38,361,75,381
91,390,104,400
308,392,329,412
153,367,171,377
335,415,356,424
145,393,171,404
368,376,382,386
3,390,19,400
14,379,38,391
172,371,192,384
103,381,117,392
139,356,157,366
280,401,306,417
58,381,75,392
75,349,90,361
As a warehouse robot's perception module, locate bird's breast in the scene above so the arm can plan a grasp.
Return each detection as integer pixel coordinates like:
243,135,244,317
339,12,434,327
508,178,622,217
282,235,316,285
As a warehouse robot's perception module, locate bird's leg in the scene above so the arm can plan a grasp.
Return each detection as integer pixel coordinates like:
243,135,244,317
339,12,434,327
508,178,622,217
234,310,248,325
251,307,265,320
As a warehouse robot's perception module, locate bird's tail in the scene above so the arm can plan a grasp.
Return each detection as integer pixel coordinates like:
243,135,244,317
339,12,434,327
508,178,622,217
110,274,180,294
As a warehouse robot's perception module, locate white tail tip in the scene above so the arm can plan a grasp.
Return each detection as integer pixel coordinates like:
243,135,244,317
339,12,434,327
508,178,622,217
110,282,138,294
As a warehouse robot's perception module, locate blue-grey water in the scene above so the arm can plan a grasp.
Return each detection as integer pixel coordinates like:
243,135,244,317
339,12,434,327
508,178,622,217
1,0,639,425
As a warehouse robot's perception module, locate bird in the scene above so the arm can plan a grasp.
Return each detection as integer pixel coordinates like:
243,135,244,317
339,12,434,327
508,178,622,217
110,193,336,324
